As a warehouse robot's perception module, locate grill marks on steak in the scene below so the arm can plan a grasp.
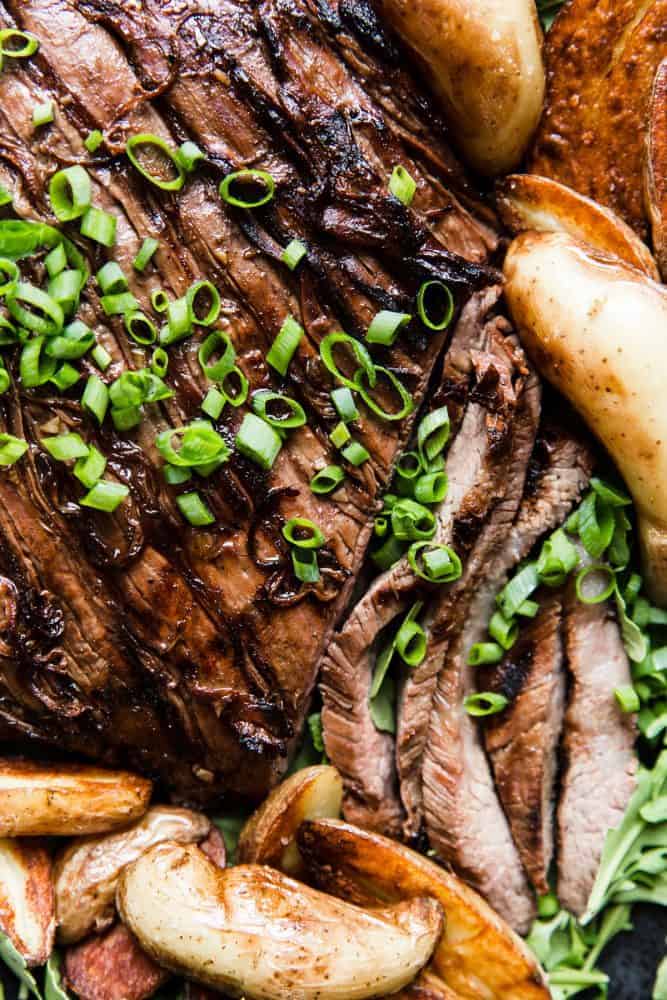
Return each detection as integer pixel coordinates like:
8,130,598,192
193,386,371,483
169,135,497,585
0,0,496,799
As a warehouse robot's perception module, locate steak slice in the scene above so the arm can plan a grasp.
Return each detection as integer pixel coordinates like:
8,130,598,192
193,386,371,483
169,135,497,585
557,576,638,917
482,591,566,896
0,0,495,800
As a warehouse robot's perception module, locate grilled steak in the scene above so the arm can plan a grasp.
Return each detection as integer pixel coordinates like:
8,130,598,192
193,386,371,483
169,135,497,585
0,0,496,801
557,572,638,916
482,591,565,896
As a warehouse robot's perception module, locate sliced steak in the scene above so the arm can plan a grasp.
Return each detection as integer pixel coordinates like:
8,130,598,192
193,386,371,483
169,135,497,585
557,577,638,917
482,591,566,896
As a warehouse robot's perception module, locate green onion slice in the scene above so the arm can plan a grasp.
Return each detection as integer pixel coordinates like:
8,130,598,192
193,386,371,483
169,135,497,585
331,386,359,423
341,440,370,466
0,29,39,58
575,564,616,605
92,344,112,371
537,528,579,586
198,330,236,381
177,141,205,173
0,184,11,207
33,101,54,127
7,283,63,336
80,480,129,512
388,165,416,207
0,433,27,466
0,365,10,394
236,413,282,470
42,433,89,461
496,562,539,620
164,464,191,485
311,465,345,495
489,610,518,650
96,261,127,296
74,446,106,488
151,289,169,313
219,169,275,209
372,533,406,571
51,362,80,392
44,243,66,279
468,642,504,666
186,280,220,327
150,347,168,377
408,541,462,583
281,239,307,270
366,309,412,346
126,134,185,192
0,257,18,297
392,499,436,541
0,316,17,346
252,390,306,430
20,336,57,387
320,331,375,391
101,292,139,317
395,601,427,666
330,421,351,448
201,387,225,420
416,281,454,331
84,130,103,154
614,685,640,713
578,492,615,559
133,237,159,272
124,311,157,345
49,166,91,222
283,517,325,550
160,296,191,345
80,207,116,247
414,470,448,505
156,421,230,469
292,547,320,583
354,365,413,422
45,319,94,359
464,692,509,717
219,365,249,407
48,269,82,315
395,451,423,482
418,406,450,463
267,316,304,376
81,374,109,424
177,491,215,526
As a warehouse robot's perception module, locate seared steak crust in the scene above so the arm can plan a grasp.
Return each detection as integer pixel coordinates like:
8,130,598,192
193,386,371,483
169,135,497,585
0,0,495,801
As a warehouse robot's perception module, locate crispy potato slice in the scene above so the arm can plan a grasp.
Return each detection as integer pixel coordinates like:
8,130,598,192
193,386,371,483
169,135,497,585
237,765,342,876
496,174,659,279
64,923,169,1000
297,819,548,1000
55,806,211,945
646,59,667,279
0,760,151,837
0,838,54,966
528,0,667,239
117,843,444,1000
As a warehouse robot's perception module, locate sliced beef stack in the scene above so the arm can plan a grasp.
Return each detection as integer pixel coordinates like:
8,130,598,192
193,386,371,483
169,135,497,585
0,0,496,801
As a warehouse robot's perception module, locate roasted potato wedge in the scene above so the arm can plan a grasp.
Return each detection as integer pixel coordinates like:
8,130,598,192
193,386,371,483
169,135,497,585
646,59,667,279
529,0,667,238
297,819,548,1000
0,838,54,966
0,760,151,837
237,765,342,876
497,174,659,279
117,842,444,1000
503,230,667,604
375,0,544,175
55,806,211,944
64,923,169,1000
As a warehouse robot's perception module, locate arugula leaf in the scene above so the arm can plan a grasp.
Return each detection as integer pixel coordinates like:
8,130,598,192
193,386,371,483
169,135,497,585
0,933,41,1000
44,952,70,1000
615,585,649,663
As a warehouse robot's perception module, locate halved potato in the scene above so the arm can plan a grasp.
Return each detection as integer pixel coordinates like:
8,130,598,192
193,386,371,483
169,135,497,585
646,59,667,279
297,819,549,1000
497,174,659,279
117,843,444,1000
237,765,342,876
0,838,54,966
55,806,211,944
63,923,169,1000
0,760,151,837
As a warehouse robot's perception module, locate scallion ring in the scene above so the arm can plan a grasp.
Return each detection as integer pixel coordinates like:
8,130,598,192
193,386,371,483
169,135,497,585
125,311,157,345
418,406,450,463
0,257,18,297
49,166,91,222
320,331,375,391
395,451,423,482
198,330,236,381
151,289,169,313
464,692,509,717
6,283,63,336
292,547,320,583
19,335,58,387
126,133,185,192
267,316,304,376
416,281,454,331
414,470,448,504
235,412,282,470
391,499,436,541
0,29,39,58
408,541,462,583
151,347,168,377
219,169,275,209
489,610,518,650
252,390,306,430
186,280,220,327
354,364,413,422
45,319,94,359
177,491,215,526
155,421,230,469
283,517,326,550
468,642,504,667
310,465,345,495
366,309,412,346
575,564,616,605
96,261,127,296
0,433,27,466
219,365,249,408
395,604,427,666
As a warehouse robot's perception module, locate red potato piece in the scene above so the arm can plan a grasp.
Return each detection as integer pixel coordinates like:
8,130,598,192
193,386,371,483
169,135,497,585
0,838,54,966
64,923,169,1000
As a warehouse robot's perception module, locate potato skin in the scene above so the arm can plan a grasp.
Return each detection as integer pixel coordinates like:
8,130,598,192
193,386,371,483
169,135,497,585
55,806,211,945
504,230,667,604
0,760,151,837
117,843,444,1000
645,59,667,279
63,923,169,1000
375,0,544,175
0,838,54,966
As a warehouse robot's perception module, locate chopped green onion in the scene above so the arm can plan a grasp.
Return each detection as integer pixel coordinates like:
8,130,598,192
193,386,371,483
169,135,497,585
281,239,307,270
416,281,454,331
133,237,159,272
320,331,375,391
177,141,205,173
392,499,436,541
100,292,139,317
396,451,423,484
0,29,39,58
74,445,106,488
219,366,248,407
198,330,235,381
331,387,359,423
283,517,325,549
97,261,127,296
388,165,417,206
267,316,304,376
219,169,275,209
341,440,370,466
84,129,103,153
150,347,168,377
201,387,225,420
160,296,191,344
20,336,57,387
51,362,80,391
44,243,66,279
7,283,63,335
591,477,632,507
235,413,282,470
375,515,389,537
0,433,27,466
48,269,83,315
32,100,54,127
42,433,89,461
292,547,319,583
418,406,450,463
252,390,306,430
614,685,640,713
0,184,11,207
110,369,172,409
518,599,540,618
126,134,185,191
372,533,406,570
81,374,109,424
92,344,112,371
80,480,129,512
80,207,116,247
575,564,616,604
414,470,448,504
408,541,462,583
489,610,518,650
354,365,413,422
0,366,10,394
0,257,18,297
176,491,215,526
366,309,411,346
468,642,504,666
496,562,539,619
330,421,351,448
124,311,157,345
186,280,220,327
151,289,169,313
537,528,579,586
536,893,560,919
464,692,509,717
45,319,94,359
396,602,426,666
164,464,191,485
578,492,614,558
310,465,345,495
0,316,17,346
49,166,91,222
111,405,143,431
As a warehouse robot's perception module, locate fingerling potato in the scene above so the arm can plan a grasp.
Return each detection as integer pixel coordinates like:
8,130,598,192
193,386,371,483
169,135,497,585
63,923,169,1000
0,838,54,966
0,760,151,837
116,843,444,1000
